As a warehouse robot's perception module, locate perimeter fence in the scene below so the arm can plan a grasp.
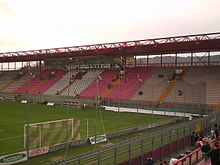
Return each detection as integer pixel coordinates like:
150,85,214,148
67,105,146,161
45,109,220,165
0,92,216,116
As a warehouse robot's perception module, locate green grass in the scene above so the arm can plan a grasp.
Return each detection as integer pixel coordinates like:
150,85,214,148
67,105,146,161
25,120,186,165
0,101,173,163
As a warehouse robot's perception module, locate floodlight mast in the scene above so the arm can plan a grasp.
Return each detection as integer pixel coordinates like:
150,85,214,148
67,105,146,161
26,65,32,161
65,58,72,151
136,78,143,127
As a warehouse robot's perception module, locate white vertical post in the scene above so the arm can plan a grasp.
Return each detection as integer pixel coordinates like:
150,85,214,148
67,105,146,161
87,119,89,138
72,119,74,140
79,120,81,139
24,125,26,148
39,126,42,148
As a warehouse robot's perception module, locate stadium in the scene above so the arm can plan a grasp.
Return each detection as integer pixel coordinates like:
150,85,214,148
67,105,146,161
0,31,220,165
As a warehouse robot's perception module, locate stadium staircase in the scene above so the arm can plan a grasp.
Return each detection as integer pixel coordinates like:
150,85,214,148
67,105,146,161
0,79,16,92
80,70,119,98
174,65,220,105
106,67,154,99
131,67,175,101
2,69,37,93
61,69,104,96
101,68,133,98
101,78,121,98
57,71,89,95
33,69,67,94
28,79,48,94
15,68,67,94
0,70,28,92
44,70,79,95
57,79,77,95
157,79,177,103
0,71,18,91
157,66,188,103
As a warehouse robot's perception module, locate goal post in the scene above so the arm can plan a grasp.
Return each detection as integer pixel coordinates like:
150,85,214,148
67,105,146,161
24,118,80,150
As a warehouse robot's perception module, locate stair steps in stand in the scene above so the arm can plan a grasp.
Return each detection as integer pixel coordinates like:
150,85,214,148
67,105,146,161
157,66,188,103
0,79,16,92
58,79,77,95
101,79,121,98
29,79,48,94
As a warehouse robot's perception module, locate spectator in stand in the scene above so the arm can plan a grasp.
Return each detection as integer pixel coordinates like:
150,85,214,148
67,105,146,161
195,132,200,142
214,124,219,138
169,158,178,165
201,140,211,162
199,132,204,141
146,157,154,165
163,161,168,165
218,125,220,135
210,129,215,139
207,142,220,165
191,132,196,146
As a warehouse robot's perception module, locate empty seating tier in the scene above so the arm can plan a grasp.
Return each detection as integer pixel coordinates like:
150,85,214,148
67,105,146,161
15,68,67,94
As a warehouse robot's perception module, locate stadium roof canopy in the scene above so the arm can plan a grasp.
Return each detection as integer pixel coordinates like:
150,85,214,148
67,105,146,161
0,32,220,62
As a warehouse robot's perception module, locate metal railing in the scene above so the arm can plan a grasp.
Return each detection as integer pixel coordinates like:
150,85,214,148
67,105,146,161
45,110,220,165
136,61,220,67
173,138,219,165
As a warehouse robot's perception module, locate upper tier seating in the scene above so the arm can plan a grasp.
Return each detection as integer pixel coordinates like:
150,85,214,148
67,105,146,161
4,68,39,93
179,66,220,105
131,67,176,101
61,69,104,96
44,70,80,95
0,68,40,93
79,69,114,98
0,71,18,92
131,66,220,105
106,67,154,99
15,68,67,94
1,65,220,105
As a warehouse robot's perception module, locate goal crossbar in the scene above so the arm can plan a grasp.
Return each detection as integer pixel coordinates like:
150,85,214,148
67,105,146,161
24,118,80,149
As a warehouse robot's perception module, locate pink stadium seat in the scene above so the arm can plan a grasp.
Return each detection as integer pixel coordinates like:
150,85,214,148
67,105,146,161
80,70,120,98
15,68,67,94
106,67,154,99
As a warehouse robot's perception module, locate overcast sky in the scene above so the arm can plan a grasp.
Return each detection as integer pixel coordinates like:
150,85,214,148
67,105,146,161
0,0,220,53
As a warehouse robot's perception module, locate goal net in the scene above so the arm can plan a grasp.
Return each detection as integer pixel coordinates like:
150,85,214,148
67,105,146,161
24,118,80,150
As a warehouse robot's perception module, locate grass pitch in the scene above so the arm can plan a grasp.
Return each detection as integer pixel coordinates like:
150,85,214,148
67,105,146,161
0,101,172,157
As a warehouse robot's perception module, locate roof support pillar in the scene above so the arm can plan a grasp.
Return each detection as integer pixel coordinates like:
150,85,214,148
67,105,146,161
160,54,162,67
191,52,193,66
208,51,210,65
124,55,127,82
175,53,177,67
147,55,149,67
39,60,42,81
135,55,137,67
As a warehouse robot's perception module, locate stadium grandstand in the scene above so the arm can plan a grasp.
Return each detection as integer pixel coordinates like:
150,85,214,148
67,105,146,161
0,32,220,165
